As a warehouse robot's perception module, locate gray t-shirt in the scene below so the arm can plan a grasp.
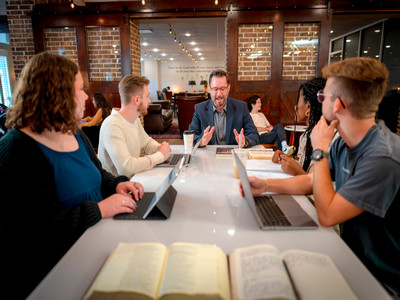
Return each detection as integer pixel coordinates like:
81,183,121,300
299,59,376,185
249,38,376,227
329,120,400,292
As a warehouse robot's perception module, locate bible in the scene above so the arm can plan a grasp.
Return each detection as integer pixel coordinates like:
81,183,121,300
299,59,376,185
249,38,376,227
83,243,357,300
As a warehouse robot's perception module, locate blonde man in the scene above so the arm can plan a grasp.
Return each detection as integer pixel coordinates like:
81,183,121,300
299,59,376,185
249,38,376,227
98,75,171,177
241,57,400,295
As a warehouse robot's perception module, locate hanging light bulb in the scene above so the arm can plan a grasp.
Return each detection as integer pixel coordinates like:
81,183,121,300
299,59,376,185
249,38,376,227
70,0,74,8
174,36,177,42
179,40,182,46
215,0,218,4
142,0,145,5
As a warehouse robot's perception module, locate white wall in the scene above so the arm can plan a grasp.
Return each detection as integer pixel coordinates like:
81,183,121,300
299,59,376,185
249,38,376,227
142,59,225,100
141,60,159,101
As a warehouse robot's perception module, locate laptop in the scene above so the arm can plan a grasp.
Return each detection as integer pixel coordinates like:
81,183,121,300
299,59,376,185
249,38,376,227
233,151,318,230
157,139,201,167
114,158,184,220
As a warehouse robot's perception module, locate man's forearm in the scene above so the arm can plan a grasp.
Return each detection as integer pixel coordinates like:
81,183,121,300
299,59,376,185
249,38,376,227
267,173,313,195
312,159,336,221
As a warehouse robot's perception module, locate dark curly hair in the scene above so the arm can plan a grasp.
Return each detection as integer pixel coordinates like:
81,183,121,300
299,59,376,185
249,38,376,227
295,77,326,171
247,95,260,112
93,93,112,121
6,52,79,134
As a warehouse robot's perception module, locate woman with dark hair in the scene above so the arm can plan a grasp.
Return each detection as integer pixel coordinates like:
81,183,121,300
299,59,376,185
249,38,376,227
0,52,144,298
248,95,293,154
79,93,112,129
272,77,337,175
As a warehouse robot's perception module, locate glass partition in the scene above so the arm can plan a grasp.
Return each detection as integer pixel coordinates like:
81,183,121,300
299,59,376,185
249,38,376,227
237,24,273,81
282,23,320,80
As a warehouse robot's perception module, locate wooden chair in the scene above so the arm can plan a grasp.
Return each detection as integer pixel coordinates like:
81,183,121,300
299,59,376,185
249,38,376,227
261,142,277,151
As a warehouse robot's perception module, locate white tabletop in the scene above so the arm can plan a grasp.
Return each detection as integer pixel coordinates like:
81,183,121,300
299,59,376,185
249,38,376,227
28,145,390,300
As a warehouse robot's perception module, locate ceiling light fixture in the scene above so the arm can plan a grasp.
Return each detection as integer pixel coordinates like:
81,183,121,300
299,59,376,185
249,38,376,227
215,0,218,4
142,0,145,5
70,0,74,8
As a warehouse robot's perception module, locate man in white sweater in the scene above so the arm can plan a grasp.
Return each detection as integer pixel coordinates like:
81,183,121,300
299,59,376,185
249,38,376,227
98,75,171,178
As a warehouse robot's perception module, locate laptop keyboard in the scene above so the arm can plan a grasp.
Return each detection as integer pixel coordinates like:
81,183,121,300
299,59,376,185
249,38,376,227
170,154,184,165
255,195,291,226
113,192,155,220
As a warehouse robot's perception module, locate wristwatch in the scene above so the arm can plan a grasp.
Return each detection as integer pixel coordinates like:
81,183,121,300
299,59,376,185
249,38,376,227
311,149,329,161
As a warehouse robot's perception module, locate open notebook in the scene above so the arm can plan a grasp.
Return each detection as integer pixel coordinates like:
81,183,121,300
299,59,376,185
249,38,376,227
233,151,318,230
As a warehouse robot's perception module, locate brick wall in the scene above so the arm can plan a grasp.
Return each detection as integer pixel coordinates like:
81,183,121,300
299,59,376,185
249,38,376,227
6,0,35,80
130,20,141,76
44,27,78,65
237,24,273,81
86,26,122,81
282,23,319,81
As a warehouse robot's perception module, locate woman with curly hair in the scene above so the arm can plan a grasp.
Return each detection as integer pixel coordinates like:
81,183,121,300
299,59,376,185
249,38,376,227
0,52,144,298
79,93,112,129
272,77,338,175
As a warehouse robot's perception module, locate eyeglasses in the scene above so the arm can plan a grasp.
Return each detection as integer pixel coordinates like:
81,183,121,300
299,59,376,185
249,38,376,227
210,86,228,93
317,90,346,109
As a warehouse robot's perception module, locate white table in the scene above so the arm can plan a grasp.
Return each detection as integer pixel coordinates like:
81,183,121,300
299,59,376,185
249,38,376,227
28,145,390,300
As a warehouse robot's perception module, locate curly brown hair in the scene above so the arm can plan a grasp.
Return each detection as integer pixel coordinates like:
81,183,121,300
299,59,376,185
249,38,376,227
6,52,79,134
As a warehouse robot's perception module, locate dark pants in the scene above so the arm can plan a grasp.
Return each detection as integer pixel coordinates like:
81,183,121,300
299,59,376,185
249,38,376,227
259,123,286,150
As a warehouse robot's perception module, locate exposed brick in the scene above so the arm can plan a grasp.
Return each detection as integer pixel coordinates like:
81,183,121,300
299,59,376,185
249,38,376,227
238,24,272,81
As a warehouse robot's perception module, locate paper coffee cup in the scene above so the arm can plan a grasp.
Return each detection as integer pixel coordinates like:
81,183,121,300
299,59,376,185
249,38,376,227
183,130,194,154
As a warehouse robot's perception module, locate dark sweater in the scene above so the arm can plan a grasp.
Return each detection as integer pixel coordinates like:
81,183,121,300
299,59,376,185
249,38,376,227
0,129,129,299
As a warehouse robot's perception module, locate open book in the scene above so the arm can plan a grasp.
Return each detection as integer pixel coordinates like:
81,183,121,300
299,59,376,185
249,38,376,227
84,243,357,300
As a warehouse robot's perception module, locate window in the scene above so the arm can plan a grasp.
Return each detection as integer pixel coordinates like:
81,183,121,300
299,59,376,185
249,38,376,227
0,55,12,106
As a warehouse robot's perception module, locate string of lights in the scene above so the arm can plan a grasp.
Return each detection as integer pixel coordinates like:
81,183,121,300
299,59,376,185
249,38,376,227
142,24,198,63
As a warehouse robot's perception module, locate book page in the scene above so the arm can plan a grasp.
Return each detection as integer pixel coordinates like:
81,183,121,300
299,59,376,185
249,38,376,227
159,242,230,300
246,160,286,173
281,249,358,300
84,243,168,300
230,244,296,300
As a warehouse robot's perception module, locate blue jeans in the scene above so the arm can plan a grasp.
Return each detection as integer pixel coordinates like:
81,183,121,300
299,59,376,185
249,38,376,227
259,123,286,150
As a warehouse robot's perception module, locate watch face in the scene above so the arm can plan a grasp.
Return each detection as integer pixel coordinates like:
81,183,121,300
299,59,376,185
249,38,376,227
312,149,327,161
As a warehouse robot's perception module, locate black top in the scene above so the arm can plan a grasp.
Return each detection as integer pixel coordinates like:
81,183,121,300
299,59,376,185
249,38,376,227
0,129,129,299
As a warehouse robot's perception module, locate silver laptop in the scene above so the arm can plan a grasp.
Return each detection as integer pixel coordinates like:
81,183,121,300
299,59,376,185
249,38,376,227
233,151,318,230
157,139,201,167
114,158,184,220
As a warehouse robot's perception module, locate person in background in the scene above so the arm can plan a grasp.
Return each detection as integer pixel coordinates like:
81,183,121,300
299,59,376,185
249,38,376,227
271,78,333,175
0,52,144,299
240,57,400,295
79,93,112,129
189,69,259,147
161,86,171,100
98,74,171,178
247,95,293,154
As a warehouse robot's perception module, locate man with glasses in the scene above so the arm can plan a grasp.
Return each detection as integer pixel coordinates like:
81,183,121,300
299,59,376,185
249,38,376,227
189,69,259,147
98,75,171,177
240,57,400,295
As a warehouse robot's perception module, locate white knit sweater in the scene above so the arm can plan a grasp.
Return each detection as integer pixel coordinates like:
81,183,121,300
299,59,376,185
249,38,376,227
98,109,164,178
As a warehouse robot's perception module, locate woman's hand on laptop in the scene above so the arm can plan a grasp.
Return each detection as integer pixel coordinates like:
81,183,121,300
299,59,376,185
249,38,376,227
116,181,144,201
98,193,137,218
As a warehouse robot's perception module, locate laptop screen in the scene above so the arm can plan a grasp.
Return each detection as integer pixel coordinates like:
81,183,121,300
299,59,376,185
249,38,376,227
143,157,183,217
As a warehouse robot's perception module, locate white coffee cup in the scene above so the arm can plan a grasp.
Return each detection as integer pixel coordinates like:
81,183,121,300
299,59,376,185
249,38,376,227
183,130,194,154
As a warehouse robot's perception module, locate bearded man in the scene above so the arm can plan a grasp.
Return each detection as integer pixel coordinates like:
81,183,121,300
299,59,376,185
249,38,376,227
189,69,259,148
98,75,171,177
